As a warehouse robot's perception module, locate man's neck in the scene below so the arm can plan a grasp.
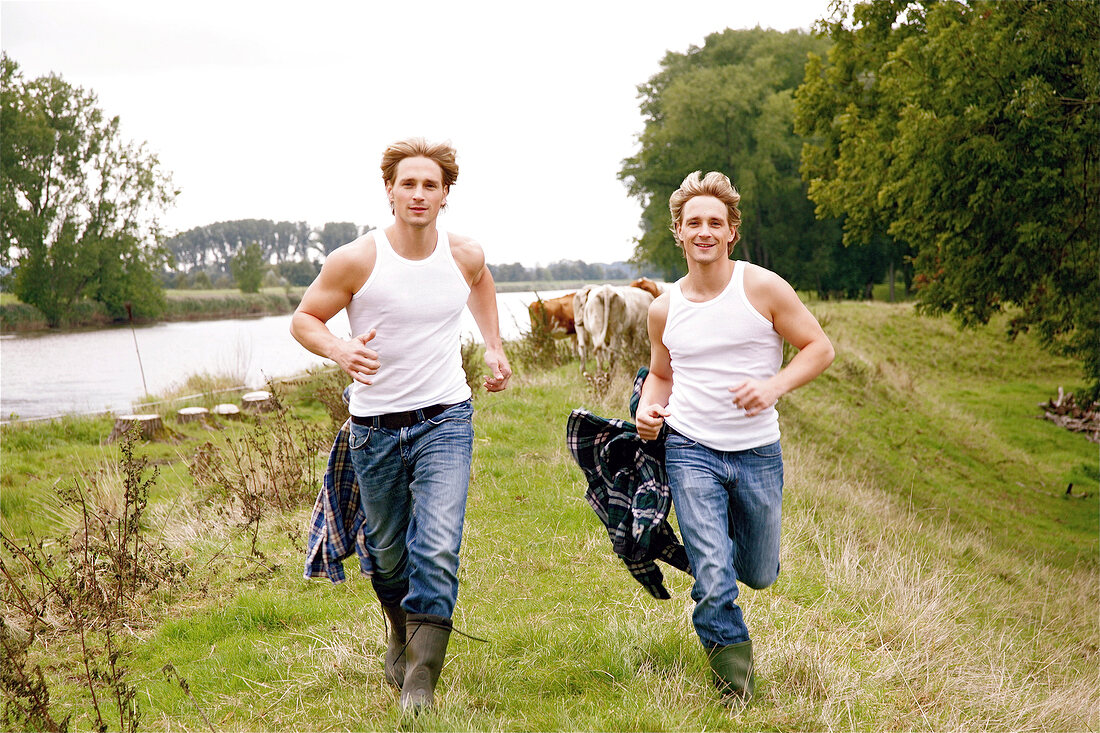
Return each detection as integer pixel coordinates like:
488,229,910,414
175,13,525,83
682,257,735,301
386,220,439,260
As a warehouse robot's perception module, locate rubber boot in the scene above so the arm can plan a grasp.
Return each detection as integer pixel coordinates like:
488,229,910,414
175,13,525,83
400,614,452,713
380,602,407,688
707,640,755,700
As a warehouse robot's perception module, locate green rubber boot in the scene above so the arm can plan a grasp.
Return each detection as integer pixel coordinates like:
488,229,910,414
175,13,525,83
400,614,452,713
707,640,755,700
380,602,407,688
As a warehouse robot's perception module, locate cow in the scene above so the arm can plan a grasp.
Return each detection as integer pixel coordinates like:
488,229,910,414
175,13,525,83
576,284,654,373
527,292,576,338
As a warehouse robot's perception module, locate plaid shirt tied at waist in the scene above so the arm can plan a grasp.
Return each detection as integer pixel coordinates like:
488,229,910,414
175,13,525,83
304,419,374,582
566,368,692,599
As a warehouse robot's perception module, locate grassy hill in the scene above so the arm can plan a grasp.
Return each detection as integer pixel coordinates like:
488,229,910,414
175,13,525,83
0,301,1095,731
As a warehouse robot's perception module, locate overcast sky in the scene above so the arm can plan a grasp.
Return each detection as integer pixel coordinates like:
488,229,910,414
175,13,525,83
2,0,829,267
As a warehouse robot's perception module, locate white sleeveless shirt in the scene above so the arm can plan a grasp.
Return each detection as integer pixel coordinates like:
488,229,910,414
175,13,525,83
663,260,784,451
345,229,472,417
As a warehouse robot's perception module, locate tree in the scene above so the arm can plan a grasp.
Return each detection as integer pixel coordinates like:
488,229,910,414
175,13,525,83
0,54,175,325
230,241,265,293
796,0,1099,394
316,221,362,257
620,28,878,292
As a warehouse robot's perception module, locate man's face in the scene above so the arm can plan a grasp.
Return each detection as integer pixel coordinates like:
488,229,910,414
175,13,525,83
675,195,735,264
386,156,448,227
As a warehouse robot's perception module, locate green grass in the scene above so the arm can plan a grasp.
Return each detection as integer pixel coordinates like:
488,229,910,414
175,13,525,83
0,302,1095,731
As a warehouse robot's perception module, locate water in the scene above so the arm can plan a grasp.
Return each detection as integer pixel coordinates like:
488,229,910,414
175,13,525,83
0,290,571,422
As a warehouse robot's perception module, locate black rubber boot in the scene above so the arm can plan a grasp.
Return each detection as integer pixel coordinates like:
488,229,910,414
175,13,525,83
399,614,453,713
380,602,407,688
707,639,755,700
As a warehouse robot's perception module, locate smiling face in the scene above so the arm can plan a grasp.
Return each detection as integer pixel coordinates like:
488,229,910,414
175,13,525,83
386,156,448,227
674,195,737,265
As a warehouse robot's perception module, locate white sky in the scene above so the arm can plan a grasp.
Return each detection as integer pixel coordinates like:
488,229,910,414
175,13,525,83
1,0,829,267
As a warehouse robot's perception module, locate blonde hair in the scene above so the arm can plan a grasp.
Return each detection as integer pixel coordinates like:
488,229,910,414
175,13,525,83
380,137,459,188
669,171,742,254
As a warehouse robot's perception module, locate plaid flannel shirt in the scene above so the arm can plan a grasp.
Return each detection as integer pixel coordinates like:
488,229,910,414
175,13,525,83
566,368,692,599
304,419,374,582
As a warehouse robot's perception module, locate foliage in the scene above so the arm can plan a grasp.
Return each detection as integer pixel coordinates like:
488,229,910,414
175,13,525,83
229,241,265,294
275,258,320,287
0,54,175,326
315,221,361,257
795,0,1100,394
620,28,889,296
165,220,370,278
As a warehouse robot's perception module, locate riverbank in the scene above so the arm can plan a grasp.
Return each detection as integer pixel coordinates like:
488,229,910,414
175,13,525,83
0,283,590,332
0,289,306,333
0,302,1095,730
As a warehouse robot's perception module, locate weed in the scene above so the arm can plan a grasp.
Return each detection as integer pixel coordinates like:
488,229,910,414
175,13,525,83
0,426,183,733
187,381,326,556
0,616,69,732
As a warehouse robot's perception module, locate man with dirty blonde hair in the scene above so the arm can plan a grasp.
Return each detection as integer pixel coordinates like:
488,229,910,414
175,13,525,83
669,170,742,255
637,169,834,702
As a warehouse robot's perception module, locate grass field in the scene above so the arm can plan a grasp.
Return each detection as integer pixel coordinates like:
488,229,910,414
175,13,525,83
1,301,1095,731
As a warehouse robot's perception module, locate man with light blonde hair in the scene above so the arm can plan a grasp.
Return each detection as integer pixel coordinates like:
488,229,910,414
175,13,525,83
292,137,511,712
636,170,834,701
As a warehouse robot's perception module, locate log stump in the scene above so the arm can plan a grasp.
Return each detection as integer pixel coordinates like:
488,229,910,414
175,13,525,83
176,406,210,423
212,403,241,419
241,390,275,413
108,414,172,442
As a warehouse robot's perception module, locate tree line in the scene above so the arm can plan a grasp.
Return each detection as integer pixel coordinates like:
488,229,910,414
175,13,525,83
3,3,1096,393
622,2,1097,395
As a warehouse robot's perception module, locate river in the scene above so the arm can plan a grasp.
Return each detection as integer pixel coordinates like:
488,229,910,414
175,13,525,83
0,290,571,423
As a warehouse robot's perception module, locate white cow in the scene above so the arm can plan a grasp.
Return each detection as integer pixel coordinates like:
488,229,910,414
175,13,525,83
577,284,654,373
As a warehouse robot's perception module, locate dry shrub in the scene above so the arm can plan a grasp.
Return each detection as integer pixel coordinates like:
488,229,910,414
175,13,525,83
188,381,327,555
0,427,186,733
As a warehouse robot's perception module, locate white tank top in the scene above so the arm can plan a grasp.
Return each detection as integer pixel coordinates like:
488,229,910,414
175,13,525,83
345,229,472,416
663,260,783,451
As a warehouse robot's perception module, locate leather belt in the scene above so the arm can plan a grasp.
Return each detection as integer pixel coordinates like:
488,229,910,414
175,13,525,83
350,402,457,429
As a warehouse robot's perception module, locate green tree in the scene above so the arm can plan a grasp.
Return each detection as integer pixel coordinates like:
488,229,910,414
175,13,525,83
620,28,871,290
796,0,1100,394
230,241,265,294
0,54,175,325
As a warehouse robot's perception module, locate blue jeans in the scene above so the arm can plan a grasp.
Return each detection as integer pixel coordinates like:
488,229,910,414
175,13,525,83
664,430,784,647
348,400,474,618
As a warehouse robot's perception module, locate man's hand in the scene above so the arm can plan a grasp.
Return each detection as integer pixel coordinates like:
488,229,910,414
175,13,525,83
332,329,381,385
482,348,512,392
729,378,781,417
636,403,670,441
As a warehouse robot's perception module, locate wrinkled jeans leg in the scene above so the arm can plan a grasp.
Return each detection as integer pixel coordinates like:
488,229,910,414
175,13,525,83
349,423,410,608
730,441,783,592
666,433,784,647
403,402,473,618
347,401,474,618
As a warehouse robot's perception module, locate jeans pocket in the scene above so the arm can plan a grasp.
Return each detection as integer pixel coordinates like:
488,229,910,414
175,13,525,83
665,430,698,449
348,424,373,450
427,400,473,426
750,440,782,459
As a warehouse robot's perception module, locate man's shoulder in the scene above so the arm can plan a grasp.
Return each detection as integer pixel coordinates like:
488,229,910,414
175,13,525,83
447,232,485,273
320,233,376,289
